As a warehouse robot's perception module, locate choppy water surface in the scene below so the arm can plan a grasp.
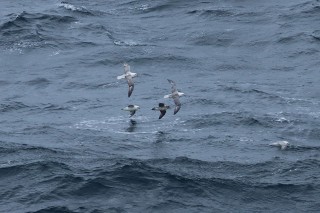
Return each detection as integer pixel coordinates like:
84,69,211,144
1,0,320,212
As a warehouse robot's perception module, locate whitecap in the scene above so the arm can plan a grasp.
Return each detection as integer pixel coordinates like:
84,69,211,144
113,39,143,46
50,50,61,56
276,117,289,123
59,3,79,11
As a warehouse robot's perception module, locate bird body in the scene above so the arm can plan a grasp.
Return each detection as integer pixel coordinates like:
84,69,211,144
117,63,137,97
152,103,170,119
165,79,183,115
122,105,140,117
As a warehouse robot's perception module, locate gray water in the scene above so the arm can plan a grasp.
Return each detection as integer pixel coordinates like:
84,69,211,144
1,0,320,212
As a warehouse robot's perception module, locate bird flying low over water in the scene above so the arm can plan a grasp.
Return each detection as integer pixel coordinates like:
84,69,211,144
269,141,289,150
152,103,170,119
117,63,137,97
117,63,137,80
122,105,140,117
164,79,184,115
164,79,185,99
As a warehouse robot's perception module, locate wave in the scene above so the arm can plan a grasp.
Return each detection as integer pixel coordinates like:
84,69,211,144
59,2,91,14
0,160,71,179
28,206,77,213
0,142,63,155
0,11,77,53
0,101,29,113
279,1,320,21
188,8,234,17
276,31,316,43
119,0,184,14
284,127,320,141
25,77,50,88
2,157,319,212
113,39,147,46
186,111,281,129
220,85,283,99
63,81,119,90
188,32,235,46
0,11,76,32
60,1,112,17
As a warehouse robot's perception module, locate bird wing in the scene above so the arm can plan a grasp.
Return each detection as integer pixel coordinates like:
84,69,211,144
126,75,134,97
159,110,166,119
173,95,181,106
124,63,130,74
128,85,134,97
168,79,177,93
174,105,181,115
173,95,181,115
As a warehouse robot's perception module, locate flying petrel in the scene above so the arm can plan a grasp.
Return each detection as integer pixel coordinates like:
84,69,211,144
164,79,184,115
152,103,170,119
122,105,140,117
117,63,137,79
269,141,289,150
117,63,137,97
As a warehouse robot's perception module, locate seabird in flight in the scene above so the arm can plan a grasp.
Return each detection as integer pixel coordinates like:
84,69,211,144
152,103,170,119
117,63,137,97
164,79,184,115
122,104,140,117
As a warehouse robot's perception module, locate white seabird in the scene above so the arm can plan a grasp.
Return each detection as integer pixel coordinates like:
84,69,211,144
164,79,184,115
117,63,137,79
117,63,137,97
269,141,289,150
152,103,170,119
122,105,140,117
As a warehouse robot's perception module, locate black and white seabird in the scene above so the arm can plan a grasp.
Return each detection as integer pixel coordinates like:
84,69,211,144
117,63,137,97
152,103,170,119
164,79,184,115
122,104,140,117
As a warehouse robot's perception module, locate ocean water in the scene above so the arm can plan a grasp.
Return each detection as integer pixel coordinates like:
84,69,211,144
1,0,320,212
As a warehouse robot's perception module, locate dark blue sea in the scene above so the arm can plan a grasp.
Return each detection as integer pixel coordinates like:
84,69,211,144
1,0,320,212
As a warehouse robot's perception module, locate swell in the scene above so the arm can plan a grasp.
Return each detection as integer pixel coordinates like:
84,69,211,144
0,160,71,179
187,8,235,17
58,2,95,16
188,31,235,46
278,1,320,22
0,11,77,51
2,157,319,212
94,53,197,67
120,0,189,14
219,85,284,101
186,112,280,129
0,101,29,113
0,11,76,32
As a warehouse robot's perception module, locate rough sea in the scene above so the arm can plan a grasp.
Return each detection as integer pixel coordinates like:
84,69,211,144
1,0,320,212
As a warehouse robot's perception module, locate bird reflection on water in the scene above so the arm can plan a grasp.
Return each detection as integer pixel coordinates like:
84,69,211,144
126,119,137,132
155,131,167,143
